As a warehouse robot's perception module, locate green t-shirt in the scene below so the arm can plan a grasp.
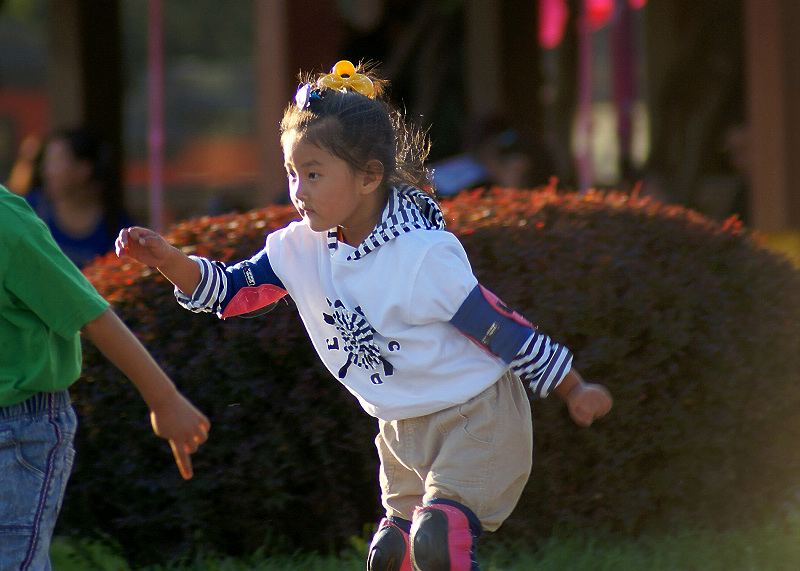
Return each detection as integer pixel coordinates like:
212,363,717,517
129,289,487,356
0,186,109,406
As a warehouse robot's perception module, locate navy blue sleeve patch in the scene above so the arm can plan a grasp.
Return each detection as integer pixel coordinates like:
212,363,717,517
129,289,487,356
449,284,535,363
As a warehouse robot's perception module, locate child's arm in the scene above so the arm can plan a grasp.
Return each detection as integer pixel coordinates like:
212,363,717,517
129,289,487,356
449,283,612,425
116,226,201,295
117,227,288,319
80,307,210,479
554,368,613,427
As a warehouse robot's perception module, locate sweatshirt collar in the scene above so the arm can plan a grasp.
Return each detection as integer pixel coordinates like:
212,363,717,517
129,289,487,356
327,185,445,261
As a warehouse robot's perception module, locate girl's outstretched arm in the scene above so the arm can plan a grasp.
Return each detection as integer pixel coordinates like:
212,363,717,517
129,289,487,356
81,307,210,479
116,226,201,295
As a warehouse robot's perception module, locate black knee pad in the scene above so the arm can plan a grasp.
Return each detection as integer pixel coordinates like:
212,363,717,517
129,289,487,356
410,502,480,571
368,517,411,571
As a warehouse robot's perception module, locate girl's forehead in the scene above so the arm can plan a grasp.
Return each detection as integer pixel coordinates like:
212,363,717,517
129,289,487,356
283,133,311,157
282,135,332,165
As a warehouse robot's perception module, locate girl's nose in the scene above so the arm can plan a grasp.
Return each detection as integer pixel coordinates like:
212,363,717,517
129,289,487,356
292,181,308,201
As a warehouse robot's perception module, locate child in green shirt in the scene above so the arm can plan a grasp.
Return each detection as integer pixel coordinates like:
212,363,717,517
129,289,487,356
0,185,210,570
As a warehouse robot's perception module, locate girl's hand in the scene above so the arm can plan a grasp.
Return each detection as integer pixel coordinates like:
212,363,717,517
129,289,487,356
565,383,613,427
117,226,201,298
116,226,174,268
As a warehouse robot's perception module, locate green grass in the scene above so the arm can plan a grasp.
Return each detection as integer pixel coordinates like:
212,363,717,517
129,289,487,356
480,524,800,571
51,516,800,570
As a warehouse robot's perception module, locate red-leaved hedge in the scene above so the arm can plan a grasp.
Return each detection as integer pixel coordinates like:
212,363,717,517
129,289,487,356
59,188,800,564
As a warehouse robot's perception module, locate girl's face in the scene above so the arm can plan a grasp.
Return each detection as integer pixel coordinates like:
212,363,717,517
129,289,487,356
283,132,382,246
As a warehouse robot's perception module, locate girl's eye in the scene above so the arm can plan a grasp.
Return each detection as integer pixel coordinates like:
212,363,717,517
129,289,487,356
308,172,320,181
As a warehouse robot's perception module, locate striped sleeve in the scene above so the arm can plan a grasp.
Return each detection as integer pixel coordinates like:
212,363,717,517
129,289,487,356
510,332,573,398
174,256,229,316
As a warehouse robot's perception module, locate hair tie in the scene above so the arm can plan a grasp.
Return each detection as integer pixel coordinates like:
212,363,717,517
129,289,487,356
318,60,375,98
295,83,323,110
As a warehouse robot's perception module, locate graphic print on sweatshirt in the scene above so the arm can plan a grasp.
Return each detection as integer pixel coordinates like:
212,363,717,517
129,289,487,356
322,298,397,383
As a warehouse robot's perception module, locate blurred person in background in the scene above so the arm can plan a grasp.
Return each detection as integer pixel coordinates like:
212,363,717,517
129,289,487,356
431,113,557,197
26,127,134,268
6,134,43,197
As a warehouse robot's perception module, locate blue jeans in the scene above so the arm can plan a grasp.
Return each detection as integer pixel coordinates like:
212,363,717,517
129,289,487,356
0,391,77,571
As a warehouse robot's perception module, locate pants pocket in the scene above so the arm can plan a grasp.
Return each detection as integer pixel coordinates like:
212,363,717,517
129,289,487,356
0,406,77,570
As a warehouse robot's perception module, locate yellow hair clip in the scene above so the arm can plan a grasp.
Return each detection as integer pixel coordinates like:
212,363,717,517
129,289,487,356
318,60,375,98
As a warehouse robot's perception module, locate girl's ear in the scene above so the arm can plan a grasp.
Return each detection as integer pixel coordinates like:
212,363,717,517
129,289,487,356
360,160,385,194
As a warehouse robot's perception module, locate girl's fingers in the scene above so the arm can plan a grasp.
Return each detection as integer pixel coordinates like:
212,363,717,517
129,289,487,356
115,231,129,256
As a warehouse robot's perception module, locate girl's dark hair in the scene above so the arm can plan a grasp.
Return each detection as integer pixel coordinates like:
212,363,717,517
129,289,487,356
280,62,433,193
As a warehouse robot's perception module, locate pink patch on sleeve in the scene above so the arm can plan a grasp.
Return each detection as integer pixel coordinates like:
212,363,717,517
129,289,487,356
220,284,288,319
478,285,533,328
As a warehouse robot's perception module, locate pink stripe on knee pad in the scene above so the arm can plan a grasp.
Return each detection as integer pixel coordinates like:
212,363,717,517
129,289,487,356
410,504,475,570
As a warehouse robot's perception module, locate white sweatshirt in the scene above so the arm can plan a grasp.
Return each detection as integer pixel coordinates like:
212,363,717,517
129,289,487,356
177,186,571,420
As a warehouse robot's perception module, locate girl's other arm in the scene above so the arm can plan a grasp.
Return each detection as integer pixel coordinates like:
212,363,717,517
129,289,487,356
446,281,611,425
116,226,201,295
80,307,210,479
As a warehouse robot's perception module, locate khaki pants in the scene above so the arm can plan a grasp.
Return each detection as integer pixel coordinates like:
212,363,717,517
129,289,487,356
376,371,532,532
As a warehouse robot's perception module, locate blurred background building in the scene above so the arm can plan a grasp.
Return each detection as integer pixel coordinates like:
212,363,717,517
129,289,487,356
0,0,798,240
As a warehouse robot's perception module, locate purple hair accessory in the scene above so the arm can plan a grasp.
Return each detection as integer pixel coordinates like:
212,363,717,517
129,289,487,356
295,83,321,110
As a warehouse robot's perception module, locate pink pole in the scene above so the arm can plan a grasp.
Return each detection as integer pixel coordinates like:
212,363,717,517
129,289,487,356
612,1,634,179
576,0,594,192
147,0,165,232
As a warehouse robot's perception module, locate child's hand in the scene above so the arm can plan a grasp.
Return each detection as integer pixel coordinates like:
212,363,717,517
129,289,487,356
148,391,211,480
116,226,174,268
565,383,613,427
